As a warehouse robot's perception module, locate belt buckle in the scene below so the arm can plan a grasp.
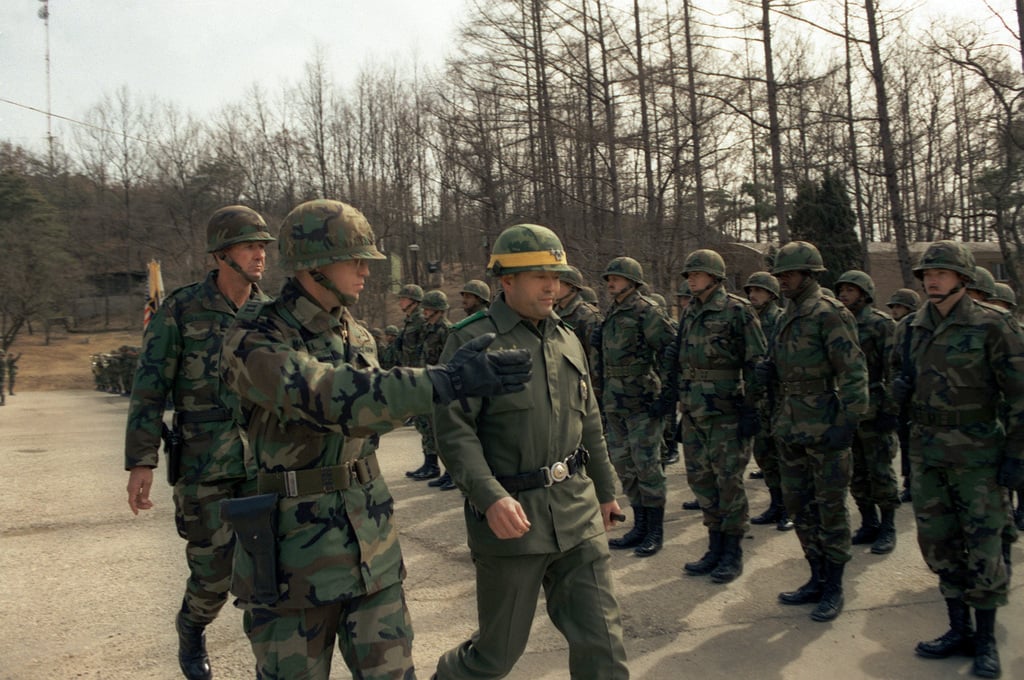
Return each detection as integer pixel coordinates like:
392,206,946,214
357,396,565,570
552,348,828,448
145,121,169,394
549,461,569,484
284,471,298,497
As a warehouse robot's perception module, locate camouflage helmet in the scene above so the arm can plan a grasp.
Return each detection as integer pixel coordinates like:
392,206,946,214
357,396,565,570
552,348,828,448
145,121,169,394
487,224,570,276
913,240,976,281
602,256,645,286
992,282,1018,309
835,270,876,303
648,293,667,309
580,286,599,304
677,280,692,297
398,283,424,302
886,288,921,311
743,271,780,299
772,241,826,274
967,266,997,298
278,199,384,270
559,265,585,289
384,324,400,336
421,290,449,311
206,205,275,253
460,279,491,302
370,327,384,339
682,249,726,279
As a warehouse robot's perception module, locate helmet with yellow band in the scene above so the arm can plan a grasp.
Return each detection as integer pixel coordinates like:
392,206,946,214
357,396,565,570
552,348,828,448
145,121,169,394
487,224,571,276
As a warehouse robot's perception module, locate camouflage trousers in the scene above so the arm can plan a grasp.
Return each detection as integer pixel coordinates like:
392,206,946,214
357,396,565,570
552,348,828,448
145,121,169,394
911,462,1012,609
173,476,256,625
752,434,781,491
605,410,667,508
850,427,900,510
681,415,751,536
414,415,437,456
435,536,628,680
242,581,415,680
777,442,852,564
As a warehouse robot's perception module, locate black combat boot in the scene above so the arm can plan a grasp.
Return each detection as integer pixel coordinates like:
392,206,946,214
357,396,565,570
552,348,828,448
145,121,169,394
915,598,975,658
709,533,743,583
428,471,451,488
776,507,794,531
851,503,880,545
411,454,441,480
634,506,664,557
684,529,722,575
871,507,897,554
778,559,824,605
750,487,784,525
609,506,648,549
176,606,212,680
405,456,428,478
1014,491,1024,531
972,608,1001,678
810,560,845,622
1003,541,1013,581
682,498,700,510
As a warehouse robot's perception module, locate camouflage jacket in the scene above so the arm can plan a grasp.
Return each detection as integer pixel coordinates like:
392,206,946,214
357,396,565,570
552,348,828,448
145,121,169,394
558,292,603,361
757,302,783,345
597,289,676,413
674,285,766,420
434,294,619,557
852,304,896,421
379,341,398,370
220,278,435,607
767,280,868,445
419,317,451,365
890,295,1024,467
396,308,427,367
124,270,268,481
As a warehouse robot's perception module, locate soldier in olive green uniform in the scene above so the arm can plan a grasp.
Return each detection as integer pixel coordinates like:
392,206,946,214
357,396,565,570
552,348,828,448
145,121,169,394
460,279,491,317
124,205,276,680
556,265,603,361
432,224,628,680
667,250,766,584
745,272,793,531
421,290,457,491
887,288,921,502
889,241,1024,679
836,270,901,555
597,256,677,557
760,241,868,623
218,199,531,680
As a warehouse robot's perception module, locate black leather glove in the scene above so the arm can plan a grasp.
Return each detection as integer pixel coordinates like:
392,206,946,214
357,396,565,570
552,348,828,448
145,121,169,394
874,411,899,434
737,404,760,439
648,389,676,418
427,333,532,409
753,359,776,389
998,457,1024,491
891,376,914,404
590,326,603,351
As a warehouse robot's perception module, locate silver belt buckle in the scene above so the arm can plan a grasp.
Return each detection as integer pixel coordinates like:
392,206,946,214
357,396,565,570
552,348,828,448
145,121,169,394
284,471,299,497
549,461,569,484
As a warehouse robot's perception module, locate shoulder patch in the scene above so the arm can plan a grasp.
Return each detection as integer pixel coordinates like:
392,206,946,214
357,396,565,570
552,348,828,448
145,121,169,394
451,309,489,331
237,299,268,321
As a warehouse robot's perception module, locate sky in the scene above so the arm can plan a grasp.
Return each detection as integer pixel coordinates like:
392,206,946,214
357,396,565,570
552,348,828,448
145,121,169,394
0,0,1016,155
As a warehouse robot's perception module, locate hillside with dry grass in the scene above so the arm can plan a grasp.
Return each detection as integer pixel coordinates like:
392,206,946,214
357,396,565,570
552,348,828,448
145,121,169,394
5,327,143,392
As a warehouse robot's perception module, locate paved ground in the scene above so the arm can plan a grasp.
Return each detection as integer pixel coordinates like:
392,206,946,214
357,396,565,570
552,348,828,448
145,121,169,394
0,390,1020,679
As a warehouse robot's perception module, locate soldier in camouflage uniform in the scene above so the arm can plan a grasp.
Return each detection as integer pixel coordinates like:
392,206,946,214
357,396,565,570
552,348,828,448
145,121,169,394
432,224,628,680
745,272,793,531
646,292,681,468
665,250,766,584
836,270,901,555
379,324,400,369
395,283,439,480
760,241,868,623
990,284,1024,533
556,265,603,362
218,199,531,680
676,281,702,512
124,205,276,680
597,256,676,557
580,285,599,305
887,287,922,503
966,265,997,303
5,351,20,395
421,290,458,491
0,349,5,405
888,241,1024,679
460,279,491,317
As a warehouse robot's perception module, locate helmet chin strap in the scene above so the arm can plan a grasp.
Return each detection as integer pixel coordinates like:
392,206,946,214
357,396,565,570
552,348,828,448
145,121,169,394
687,279,719,298
928,282,964,304
782,272,812,299
220,252,260,284
310,269,357,308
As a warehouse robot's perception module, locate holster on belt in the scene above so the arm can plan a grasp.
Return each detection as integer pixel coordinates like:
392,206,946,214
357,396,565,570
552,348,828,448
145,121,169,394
220,493,280,605
161,423,183,486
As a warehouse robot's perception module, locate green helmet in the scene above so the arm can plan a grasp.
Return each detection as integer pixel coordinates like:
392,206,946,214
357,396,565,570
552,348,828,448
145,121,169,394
421,290,449,311
384,324,400,335
835,270,876,303
913,240,976,281
278,199,384,270
206,205,275,253
677,280,692,297
682,249,726,279
886,288,921,311
602,256,645,286
398,283,423,302
772,241,826,274
967,266,996,298
559,265,585,289
460,279,491,302
743,271,780,299
487,224,570,276
992,282,1018,309
649,293,667,308
580,286,598,304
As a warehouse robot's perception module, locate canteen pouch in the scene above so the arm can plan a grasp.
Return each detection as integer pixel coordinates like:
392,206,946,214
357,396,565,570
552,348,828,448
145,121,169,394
220,493,280,605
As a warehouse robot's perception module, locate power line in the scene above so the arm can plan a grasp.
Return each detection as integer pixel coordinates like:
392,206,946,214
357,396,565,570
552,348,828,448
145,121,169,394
0,96,165,149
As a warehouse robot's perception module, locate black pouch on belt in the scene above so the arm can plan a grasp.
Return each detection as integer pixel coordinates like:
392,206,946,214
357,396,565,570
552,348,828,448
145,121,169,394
220,493,280,605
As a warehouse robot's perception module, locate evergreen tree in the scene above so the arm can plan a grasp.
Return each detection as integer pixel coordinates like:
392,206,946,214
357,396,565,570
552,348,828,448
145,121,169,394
788,171,861,291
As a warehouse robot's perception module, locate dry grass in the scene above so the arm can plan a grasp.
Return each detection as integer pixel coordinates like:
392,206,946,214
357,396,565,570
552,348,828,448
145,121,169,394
6,327,144,392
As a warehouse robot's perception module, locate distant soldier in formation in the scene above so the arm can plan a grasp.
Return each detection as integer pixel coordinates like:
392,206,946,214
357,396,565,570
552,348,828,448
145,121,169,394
5,351,21,396
761,241,868,623
0,349,6,405
677,281,701,512
890,241,1024,679
744,271,793,531
989,283,1024,532
460,279,491,317
597,256,676,557
395,283,438,480
555,265,603,361
380,324,400,369
887,287,921,503
966,265,997,304
646,291,681,468
835,270,901,556
420,290,457,491
580,285,599,306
